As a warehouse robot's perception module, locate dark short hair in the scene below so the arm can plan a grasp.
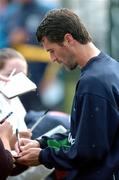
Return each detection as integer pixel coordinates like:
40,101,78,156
36,8,92,44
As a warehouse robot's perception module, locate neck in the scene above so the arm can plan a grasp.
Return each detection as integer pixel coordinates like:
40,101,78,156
77,42,100,68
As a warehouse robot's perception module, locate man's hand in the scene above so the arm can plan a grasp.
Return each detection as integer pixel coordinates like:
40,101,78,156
16,147,41,166
0,121,13,141
10,129,32,150
19,129,32,139
15,138,40,154
0,121,13,150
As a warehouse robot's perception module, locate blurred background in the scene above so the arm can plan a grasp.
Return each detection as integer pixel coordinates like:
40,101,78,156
0,0,119,114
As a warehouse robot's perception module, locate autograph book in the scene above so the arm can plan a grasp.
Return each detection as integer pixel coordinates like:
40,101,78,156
0,72,37,99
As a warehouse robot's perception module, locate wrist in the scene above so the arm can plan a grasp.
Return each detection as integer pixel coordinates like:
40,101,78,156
34,140,40,148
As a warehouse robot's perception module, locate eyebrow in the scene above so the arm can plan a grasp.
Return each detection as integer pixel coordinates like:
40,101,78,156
47,48,53,52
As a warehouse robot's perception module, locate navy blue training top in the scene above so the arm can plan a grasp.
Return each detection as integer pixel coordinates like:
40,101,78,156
39,52,119,180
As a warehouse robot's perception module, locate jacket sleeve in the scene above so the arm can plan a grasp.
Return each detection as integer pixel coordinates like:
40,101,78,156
0,139,13,179
39,94,118,170
10,163,28,176
36,131,69,149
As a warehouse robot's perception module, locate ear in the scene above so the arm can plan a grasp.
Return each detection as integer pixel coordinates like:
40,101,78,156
64,33,74,46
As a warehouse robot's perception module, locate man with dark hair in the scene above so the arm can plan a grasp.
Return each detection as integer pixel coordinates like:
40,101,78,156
16,8,119,179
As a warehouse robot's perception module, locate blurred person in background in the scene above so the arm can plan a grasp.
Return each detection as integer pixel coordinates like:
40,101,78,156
0,48,70,138
0,48,28,130
0,0,63,112
0,48,32,149
15,8,119,180
0,0,18,48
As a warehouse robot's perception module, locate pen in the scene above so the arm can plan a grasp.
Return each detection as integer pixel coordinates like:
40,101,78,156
31,109,49,132
0,69,16,87
16,128,22,153
8,68,16,79
2,69,16,86
0,112,13,124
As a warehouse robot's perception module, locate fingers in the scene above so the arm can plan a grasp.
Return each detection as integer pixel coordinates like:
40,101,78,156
19,138,31,146
15,138,35,153
1,121,13,133
15,141,21,154
20,141,35,152
19,130,32,139
15,138,27,153
0,121,13,140
1,121,12,127
16,148,41,166
12,139,41,166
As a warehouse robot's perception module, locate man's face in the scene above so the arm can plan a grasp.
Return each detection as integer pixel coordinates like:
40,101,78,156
42,36,78,70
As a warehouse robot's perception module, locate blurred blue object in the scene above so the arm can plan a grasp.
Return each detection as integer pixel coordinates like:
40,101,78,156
25,110,70,139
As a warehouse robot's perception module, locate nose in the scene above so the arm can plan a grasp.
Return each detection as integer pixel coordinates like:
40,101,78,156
50,54,57,62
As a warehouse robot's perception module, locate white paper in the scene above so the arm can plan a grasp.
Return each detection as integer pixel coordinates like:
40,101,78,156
0,72,37,99
0,93,27,133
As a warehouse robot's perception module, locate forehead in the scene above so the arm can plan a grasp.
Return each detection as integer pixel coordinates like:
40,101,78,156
42,37,61,50
42,37,53,45
5,58,26,66
4,58,27,71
